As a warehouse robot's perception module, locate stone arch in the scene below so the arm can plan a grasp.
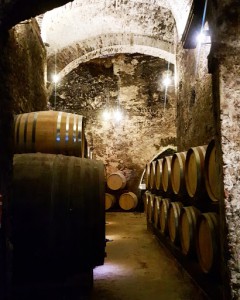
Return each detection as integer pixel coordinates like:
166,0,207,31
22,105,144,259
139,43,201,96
47,42,175,97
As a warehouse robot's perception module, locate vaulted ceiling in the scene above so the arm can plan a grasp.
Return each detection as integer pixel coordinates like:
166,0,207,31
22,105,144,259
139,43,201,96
38,0,193,84
41,0,192,56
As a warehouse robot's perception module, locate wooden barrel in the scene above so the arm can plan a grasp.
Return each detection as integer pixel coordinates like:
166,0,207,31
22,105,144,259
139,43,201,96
145,163,151,190
204,139,220,202
179,206,201,255
155,158,163,190
107,171,126,191
119,192,138,211
168,202,183,244
185,145,207,198
162,156,173,193
147,193,155,223
171,152,187,195
159,198,171,234
105,193,116,210
196,212,219,273
14,111,86,158
153,196,162,228
12,153,105,284
149,160,156,190
143,191,151,215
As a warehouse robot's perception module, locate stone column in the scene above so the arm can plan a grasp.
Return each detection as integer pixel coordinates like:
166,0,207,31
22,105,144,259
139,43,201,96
0,31,14,300
208,1,240,298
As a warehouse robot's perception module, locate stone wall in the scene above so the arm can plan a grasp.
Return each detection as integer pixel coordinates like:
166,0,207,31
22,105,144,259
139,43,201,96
0,18,47,198
6,19,47,114
0,19,47,297
176,41,216,151
50,53,176,195
209,1,240,298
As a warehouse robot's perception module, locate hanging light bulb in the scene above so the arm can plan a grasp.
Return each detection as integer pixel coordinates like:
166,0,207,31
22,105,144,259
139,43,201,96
102,109,111,121
162,76,171,87
113,108,123,122
52,73,59,83
196,31,205,44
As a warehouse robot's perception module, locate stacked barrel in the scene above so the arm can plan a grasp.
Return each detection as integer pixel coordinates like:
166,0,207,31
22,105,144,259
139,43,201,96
12,111,105,291
105,171,138,211
144,139,220,275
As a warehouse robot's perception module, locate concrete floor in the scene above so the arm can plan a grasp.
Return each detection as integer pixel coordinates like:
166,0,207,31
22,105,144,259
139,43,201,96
91,212,209,300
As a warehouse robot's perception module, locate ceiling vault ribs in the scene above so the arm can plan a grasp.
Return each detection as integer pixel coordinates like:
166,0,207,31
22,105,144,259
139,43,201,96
42,0,189,85
41,0,176,56
46,42,175,98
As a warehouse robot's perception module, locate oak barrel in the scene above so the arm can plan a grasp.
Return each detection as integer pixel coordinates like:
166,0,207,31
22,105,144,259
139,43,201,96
149,160,156,190
145,163,151,190
168,202,183,244
12,153,105,284
162,156,173,193
155,158,163,190
196,212,219,273
179,206,201,255
159,198,171,235
14,111,86,157
204,139,220,202
143,191,151,215
185,145,207,198
171,152,187,195
105,193,116,210
119,192,138,211
147,193,155,222
153,196,162,228
107,171,126,190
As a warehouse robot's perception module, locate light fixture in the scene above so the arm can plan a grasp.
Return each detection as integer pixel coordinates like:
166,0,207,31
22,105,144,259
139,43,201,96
196,30,210,44
102,108,123,123
52,73,59,83
162,76,171,87
113,108,123,122
102,109,111,121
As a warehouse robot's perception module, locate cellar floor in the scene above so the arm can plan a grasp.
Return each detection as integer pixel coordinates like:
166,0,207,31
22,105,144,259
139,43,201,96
90,212,209,300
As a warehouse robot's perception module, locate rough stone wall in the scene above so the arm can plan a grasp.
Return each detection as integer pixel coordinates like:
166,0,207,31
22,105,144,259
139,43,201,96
208,1,240,298
50,53,176,195
219,57,240,299
176,42,215,151
0,19,48,297
6,19,47,114
0,18,47,200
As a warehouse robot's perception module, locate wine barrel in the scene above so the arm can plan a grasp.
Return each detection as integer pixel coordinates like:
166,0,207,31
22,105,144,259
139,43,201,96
179,206,201,255
107,171,126,191
149,160,156,190
162,156,173,193
185,145,207,198
147,193,155,223
145,163,151,190
143,191,151,215
12,153,105,284
153,196,162,228
168,202,183,244
159,198,171,235
171,152,187,195
119,192,138,211
14,111,86,158
105,193,116,210
196,212,219,273
155,158,163,190
204,139,220,202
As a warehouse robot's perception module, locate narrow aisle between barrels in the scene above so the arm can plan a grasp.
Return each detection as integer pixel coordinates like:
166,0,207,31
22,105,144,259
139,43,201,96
91,212,209,300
